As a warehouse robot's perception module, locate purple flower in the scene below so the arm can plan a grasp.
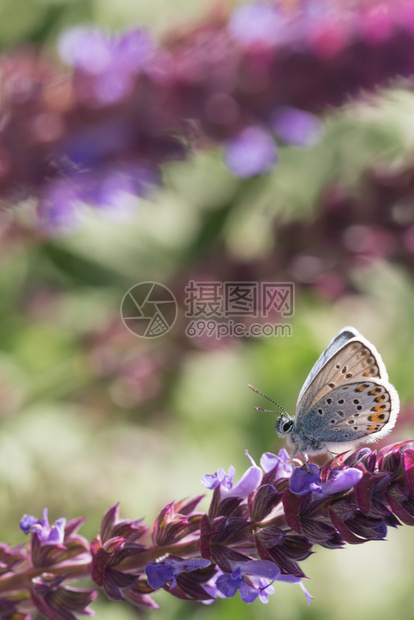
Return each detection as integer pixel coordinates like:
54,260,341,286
224,127,278,178
20,508,66,545
202,455,262,500
38,180,82,229
201,465,236,491
20,510,90,571
271,107,322,146
261,449,293,480
145,557,211,590
59,26,115,74
58,26,152,74
58,27,153,106
228,3,286,47
289,464,322,496
38,164,159,228
214,559,313,605
321,468,364,496
215,560,279,604
290,464,362,496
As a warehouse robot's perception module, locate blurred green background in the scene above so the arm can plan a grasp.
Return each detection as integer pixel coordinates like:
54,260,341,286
1,1,414,619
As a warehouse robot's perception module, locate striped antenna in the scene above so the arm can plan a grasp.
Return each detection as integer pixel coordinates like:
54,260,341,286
248,384,290,419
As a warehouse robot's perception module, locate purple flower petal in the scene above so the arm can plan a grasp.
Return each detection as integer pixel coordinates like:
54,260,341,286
237,560,280,581
216,560,279,604
215,573,240,598
299,580,314,605
225,465,263,499
261,450,293,479
224,127,278,178
20,514,38,535
47,518,67,544
277,574,314,604
257,578,275,604
321,468,363,496
201,466,235,490
145,562,175,589
239,582,259,603
290,464,321,495
145,558,211,590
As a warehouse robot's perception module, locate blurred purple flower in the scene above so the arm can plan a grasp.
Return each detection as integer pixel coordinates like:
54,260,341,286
37,180,82,229
224,127,277,178
58,27,153,104
271,107,322,146
59,26,153,72
38,163,159,228
1,0,414,230
228,3,285,47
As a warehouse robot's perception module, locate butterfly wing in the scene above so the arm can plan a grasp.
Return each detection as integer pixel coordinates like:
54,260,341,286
295,327,390,419
296,326,359,407
296,380,399,450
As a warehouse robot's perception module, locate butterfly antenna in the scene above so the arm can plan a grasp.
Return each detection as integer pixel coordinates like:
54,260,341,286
248,384,290,419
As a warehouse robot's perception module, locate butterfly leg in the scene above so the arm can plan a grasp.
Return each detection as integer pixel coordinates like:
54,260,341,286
325,446,341,467
289,446,300,470
299,450,310,471
290,446,310,470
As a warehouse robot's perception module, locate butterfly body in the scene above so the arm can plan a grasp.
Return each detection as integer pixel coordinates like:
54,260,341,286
274,326,399,457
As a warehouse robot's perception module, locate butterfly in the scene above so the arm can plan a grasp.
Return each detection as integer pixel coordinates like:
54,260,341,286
250,326,399,461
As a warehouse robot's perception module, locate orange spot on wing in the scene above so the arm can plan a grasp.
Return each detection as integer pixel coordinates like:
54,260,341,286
368,388,382,395
369,413,386,423
367,425,377,432
371,404,386,412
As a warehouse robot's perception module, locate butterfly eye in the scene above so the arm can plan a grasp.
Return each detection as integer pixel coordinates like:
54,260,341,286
282,420,294,433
